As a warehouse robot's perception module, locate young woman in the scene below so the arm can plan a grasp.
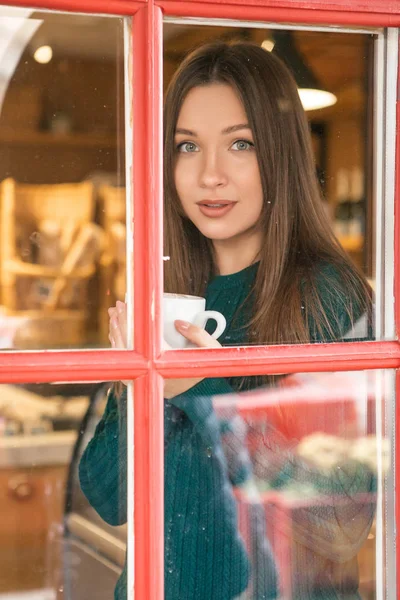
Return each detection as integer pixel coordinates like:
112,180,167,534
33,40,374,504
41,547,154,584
80,41,373,600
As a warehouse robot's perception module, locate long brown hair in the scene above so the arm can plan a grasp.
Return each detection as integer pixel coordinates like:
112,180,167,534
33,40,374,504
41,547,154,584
164,41,371,345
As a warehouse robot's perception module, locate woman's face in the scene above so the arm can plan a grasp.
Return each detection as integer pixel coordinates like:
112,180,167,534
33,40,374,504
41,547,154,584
174,83,263,251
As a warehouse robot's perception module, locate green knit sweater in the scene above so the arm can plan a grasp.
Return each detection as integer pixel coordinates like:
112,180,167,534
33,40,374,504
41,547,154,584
79,262,373,600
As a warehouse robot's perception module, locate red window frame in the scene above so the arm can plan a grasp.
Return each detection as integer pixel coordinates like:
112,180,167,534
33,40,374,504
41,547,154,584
1,0,400,598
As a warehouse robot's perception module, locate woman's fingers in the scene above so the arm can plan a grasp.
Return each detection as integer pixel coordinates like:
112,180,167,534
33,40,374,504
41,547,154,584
108,306,117,347
116,301,127,348
108,301,127,349
174,320,221,348
110,316,125,348
116,300,127,333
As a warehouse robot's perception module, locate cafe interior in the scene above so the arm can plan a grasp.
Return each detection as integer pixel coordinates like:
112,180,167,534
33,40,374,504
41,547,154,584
0,8,385,600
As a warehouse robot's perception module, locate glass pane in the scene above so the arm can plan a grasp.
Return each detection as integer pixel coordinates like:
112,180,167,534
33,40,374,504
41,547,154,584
163,369,393,600
0,380,129,598
0,8,130,350
162,23,396,348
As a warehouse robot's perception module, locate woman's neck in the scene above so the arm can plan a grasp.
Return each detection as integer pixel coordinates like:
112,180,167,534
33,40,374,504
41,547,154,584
213,233,261,275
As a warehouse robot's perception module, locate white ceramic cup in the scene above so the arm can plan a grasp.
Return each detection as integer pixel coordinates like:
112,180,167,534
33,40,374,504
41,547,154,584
163,293,226,349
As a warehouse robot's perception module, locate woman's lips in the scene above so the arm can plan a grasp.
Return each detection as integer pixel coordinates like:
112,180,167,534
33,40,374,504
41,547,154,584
196,201,237,218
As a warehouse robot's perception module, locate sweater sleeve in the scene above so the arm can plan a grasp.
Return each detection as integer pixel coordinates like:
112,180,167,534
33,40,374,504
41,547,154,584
79,386,127,526
79,378,250,529
169,377,254,486
169,378,232,446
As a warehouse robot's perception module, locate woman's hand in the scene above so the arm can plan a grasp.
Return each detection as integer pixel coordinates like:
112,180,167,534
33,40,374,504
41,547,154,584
108,300,127,349
108,303,221,398
108,300,128,386
164,319,221,399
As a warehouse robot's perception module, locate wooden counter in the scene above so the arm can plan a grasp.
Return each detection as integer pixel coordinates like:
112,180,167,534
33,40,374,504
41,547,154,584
0,432,78,594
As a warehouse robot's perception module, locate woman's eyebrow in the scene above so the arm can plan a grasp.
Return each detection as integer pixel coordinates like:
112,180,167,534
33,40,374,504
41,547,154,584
221,124,251,134
175,128,196,136
175,124,251,137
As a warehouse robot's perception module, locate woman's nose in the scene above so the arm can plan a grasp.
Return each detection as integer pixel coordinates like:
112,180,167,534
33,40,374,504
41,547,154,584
199,152,228,188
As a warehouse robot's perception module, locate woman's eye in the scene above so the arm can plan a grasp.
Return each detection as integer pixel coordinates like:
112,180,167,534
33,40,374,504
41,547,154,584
177,142,198,153
231,139,254,151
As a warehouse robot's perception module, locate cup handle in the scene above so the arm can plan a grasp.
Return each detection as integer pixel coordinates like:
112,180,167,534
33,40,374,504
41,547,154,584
194,310,226,340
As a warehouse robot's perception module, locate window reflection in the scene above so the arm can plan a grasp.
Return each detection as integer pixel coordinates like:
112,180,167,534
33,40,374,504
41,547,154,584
0,10,127,350
163,369,390,600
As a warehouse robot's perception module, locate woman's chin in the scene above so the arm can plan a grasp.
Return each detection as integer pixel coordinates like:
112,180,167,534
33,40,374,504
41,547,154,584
196,225,237,242
201,233,235,243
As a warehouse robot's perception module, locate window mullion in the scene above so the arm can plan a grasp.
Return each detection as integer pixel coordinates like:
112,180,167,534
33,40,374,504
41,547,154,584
156,341,400,378
0,349,147,383
132,5,164,600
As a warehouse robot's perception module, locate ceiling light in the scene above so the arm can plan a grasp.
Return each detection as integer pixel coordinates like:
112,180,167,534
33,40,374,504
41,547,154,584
272,31,337,112
33,45,52,64
297,88,337,112
261,39,275,53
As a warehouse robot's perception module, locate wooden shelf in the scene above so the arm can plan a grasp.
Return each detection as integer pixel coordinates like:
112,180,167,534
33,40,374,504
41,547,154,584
0,128,120,148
